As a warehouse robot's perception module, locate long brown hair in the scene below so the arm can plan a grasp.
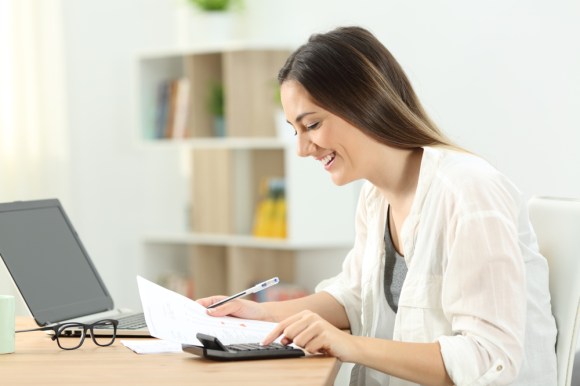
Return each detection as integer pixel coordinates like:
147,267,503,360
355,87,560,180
278,26,455,149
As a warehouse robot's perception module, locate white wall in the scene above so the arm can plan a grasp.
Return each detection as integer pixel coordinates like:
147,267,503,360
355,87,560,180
10,0,575,315
240,0,580,199
60,0,189,311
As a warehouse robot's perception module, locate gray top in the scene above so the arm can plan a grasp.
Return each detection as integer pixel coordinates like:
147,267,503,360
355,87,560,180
383,206,408,313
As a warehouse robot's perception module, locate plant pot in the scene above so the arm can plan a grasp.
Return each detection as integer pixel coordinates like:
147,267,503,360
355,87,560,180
191,11,239,46
213,115,226,137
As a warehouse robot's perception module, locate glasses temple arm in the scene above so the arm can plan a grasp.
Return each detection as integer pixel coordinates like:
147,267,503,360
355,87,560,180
15,325,55,333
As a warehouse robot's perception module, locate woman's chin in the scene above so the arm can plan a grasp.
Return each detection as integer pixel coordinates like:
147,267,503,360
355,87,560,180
330,173,354,186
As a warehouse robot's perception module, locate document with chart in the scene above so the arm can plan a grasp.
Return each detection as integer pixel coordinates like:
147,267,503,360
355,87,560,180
136,276,280,346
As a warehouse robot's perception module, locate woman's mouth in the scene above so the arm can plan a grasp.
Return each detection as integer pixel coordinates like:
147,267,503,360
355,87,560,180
320,152,336,169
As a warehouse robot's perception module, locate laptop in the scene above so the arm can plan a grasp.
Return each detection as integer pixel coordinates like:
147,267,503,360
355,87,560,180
0,199,150,336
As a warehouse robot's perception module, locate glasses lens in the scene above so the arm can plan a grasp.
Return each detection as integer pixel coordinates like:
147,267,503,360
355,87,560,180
56,323,85,350
91,320,117,347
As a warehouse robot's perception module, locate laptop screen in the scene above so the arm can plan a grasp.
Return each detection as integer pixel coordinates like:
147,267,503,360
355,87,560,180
0,199,113,325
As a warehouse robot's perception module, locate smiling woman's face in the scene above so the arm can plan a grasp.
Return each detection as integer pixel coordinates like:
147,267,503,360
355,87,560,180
281,80,378,186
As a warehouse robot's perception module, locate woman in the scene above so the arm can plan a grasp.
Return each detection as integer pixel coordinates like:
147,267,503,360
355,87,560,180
198,26,557,386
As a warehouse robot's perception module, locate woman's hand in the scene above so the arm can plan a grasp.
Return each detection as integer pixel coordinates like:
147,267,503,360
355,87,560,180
196,296,272,321
261,310,356,361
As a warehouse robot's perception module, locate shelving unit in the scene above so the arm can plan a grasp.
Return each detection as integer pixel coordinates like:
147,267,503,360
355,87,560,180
137,44,358,298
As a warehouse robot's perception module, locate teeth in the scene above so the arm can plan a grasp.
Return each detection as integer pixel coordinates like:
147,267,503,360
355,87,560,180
320,152,335,166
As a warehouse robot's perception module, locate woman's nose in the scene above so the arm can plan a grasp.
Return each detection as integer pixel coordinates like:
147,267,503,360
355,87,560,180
296,132,315,157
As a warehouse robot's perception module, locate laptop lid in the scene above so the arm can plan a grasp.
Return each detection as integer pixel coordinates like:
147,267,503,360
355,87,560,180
0,199,114,326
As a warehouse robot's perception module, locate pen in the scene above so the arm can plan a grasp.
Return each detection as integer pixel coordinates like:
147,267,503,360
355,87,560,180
207,277,279,309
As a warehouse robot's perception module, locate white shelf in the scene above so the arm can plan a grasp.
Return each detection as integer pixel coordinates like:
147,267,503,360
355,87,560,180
137,42,295,61
144,232,352,251
141,137,291,150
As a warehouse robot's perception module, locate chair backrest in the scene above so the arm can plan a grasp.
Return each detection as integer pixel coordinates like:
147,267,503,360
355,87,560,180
528,196,580,386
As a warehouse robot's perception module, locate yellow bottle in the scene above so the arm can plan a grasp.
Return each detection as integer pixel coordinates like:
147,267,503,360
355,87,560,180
252,178,273,237
253,178,286,238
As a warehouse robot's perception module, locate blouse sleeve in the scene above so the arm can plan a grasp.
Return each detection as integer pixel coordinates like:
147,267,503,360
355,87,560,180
315,182,372,335
438,174,527,385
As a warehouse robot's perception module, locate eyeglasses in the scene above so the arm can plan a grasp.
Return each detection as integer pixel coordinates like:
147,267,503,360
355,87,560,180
16,319,119,350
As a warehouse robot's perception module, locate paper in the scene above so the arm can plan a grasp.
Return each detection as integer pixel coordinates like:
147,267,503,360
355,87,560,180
136,276,279,346
121,339,183,354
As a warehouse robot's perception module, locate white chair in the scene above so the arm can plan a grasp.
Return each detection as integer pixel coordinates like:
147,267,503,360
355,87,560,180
528,196,580,386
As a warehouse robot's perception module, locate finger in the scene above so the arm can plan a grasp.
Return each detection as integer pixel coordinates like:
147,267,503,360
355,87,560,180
261,313,303,345
206,300,242,317
196,296,226,308
286,318,321,350
261,322,288,346
281,336,293,346
281,311,324,342
263,310,318,346
303,333,331,355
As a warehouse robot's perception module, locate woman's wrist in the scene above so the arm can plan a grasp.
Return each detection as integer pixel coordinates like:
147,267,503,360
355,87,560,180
258,301,280,322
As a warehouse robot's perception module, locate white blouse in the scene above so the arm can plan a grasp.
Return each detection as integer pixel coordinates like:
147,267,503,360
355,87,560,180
317,146,557,386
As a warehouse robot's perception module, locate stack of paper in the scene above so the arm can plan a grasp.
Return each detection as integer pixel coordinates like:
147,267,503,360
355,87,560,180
121,339,183,354
136,276,279,346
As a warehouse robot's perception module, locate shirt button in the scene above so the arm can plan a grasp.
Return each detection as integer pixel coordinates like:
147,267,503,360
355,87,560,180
496,365,503,372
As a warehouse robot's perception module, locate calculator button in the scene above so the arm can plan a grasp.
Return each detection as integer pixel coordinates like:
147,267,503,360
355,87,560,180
228,344,252,351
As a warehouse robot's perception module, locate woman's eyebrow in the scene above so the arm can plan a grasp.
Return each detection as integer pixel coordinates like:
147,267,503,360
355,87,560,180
291,111,316,125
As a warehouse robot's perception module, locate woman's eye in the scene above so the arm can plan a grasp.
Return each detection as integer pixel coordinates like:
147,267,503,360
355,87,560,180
306,122,320,130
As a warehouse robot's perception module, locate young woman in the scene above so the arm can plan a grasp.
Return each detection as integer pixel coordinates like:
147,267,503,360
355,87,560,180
197,26,557,386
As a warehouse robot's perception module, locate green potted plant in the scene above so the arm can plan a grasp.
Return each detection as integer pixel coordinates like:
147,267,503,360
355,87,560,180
208,81,225,137
188,0,241,12
186,0,244,45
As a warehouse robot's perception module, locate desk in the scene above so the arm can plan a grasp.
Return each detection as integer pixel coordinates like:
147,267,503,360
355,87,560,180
1,317,341,385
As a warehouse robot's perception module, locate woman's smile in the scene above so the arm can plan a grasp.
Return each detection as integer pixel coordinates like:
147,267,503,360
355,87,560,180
319,152,336,169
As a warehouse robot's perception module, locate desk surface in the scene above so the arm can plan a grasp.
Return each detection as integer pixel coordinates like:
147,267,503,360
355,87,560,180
1,317,340,386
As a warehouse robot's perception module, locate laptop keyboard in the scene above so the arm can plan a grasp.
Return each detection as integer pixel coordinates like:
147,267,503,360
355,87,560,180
115,313,147,330
93,313,147,330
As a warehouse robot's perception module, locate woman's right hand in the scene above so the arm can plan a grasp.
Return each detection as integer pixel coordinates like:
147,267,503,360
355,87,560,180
196,296,273,322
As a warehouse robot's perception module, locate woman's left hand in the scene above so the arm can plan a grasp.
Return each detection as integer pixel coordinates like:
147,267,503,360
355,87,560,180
261,310,355,361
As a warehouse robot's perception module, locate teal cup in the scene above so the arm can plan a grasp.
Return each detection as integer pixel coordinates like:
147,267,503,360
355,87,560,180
0,295,15,354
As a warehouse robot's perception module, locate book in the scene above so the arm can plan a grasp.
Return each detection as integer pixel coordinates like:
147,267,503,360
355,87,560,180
154,77,191,139
154,80,170,139
171,77,191,139
164,79,178,138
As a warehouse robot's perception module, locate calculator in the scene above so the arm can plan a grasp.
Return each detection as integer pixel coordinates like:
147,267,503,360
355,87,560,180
181,333,305,361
